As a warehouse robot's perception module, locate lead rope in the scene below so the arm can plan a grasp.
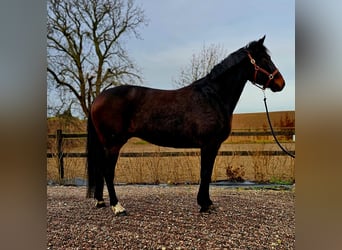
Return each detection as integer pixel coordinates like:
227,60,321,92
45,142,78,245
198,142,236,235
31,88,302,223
263,90,295,158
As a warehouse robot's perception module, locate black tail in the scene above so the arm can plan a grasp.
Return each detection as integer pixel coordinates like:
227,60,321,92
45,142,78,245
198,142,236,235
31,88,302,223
86,112,106,198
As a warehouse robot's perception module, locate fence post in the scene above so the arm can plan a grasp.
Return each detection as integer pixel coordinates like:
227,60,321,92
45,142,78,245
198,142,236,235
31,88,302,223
56,129,64,180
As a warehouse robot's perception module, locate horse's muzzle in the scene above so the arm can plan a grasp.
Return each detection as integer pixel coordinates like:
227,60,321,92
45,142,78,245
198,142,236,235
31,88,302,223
270,74,285,92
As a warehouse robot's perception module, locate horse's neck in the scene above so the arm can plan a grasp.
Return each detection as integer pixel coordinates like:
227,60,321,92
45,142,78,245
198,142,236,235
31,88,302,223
211,70,248,114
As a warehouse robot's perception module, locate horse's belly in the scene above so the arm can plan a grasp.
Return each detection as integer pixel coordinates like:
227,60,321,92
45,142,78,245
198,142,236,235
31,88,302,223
129,102,228,148
137,131,201,149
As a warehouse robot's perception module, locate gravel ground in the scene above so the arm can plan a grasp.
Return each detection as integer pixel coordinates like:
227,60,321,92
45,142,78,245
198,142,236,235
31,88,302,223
47,185,295,249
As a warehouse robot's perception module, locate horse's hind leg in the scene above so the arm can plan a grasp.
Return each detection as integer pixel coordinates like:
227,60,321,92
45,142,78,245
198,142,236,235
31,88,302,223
92,142,106,208
104,147,127,216
94,175,105,208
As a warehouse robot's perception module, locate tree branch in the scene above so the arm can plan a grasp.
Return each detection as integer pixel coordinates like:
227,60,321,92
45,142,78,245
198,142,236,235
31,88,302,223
47,0,147,117
47,67,81,101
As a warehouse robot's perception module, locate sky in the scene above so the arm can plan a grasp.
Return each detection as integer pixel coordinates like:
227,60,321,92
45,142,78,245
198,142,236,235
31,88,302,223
126,0,295,113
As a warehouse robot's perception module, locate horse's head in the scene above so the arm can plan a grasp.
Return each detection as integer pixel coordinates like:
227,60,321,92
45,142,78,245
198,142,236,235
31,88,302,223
245,36,285,92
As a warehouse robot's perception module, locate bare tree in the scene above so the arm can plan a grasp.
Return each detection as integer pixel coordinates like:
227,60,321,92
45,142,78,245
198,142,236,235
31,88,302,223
173,44,227,87
47,0,147,117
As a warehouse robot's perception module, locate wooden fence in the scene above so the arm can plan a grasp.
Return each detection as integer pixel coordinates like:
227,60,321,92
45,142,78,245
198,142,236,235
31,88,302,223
47,129,295,179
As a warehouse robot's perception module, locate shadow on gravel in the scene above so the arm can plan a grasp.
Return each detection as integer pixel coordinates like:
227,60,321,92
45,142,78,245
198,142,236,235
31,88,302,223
47,178,294,191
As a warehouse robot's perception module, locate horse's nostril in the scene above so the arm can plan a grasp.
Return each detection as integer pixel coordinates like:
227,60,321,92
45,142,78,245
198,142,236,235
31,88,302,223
272,82,285,92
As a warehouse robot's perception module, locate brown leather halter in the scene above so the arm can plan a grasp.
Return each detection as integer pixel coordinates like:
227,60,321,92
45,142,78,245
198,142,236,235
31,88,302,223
246,51,279,90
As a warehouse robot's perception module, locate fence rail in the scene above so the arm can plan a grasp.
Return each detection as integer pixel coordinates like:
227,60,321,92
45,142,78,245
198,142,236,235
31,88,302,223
47,129,295,179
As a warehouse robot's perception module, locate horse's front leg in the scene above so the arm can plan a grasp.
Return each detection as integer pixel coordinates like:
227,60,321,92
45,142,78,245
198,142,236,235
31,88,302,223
104,148,127,216
197,145,219,213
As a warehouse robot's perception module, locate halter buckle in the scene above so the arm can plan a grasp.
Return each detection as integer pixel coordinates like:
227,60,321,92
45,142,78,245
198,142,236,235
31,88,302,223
246,51,278,89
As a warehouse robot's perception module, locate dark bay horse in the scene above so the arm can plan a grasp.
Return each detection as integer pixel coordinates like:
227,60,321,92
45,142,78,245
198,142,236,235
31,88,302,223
87,36,285,215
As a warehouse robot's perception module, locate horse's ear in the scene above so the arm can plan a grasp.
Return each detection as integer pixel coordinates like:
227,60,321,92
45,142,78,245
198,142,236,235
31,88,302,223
258,35,266,45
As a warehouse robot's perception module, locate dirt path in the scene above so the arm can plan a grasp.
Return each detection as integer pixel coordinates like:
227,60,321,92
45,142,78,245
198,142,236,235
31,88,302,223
47,185,295,249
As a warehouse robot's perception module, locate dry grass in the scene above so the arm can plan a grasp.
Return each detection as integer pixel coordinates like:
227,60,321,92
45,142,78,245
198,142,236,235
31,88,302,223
47,139,295,185
47,111,295,185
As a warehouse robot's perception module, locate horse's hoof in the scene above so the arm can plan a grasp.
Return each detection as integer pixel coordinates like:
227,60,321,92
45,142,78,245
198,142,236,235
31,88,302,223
95,200,106,208
111,202,127,216
200,204,216,213
115,210,128,216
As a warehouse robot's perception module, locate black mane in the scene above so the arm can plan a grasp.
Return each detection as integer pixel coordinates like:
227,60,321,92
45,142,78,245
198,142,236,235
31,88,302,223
208,48,246,80
208,40,269,81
